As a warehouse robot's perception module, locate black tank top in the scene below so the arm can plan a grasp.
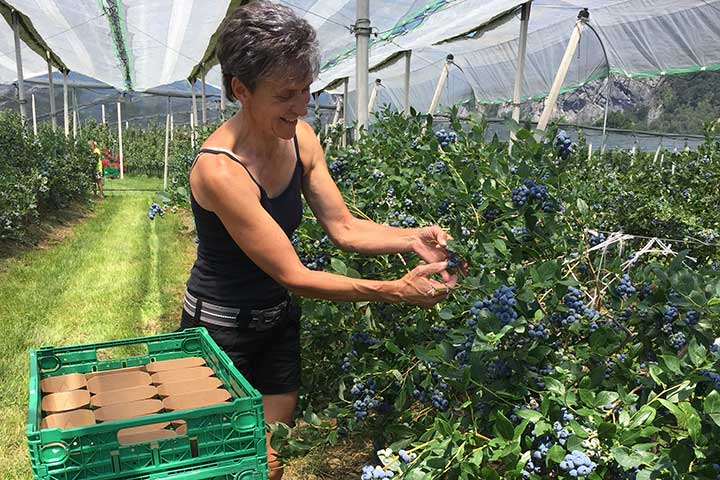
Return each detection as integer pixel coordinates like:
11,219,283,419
186,137,304,308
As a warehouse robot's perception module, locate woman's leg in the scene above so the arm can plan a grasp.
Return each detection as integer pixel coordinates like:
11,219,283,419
263,390,298,480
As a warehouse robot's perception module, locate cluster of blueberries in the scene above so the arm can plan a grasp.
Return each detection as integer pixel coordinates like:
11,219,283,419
147,202,165,220
350,378,386,419
360,465,394,479
559,450,598,477
486,359,512,380
428,160,446,174
300,252,330,271
328,158,347,178
660,303,687,351
702,370,720,391
616,274,637,297
588,233,606,247
434,128,458,148
554,129,575,160
559,287,600,326
512,179,549,208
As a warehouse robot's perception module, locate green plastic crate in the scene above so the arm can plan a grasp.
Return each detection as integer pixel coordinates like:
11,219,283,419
102,166,119,179
27,328,268,480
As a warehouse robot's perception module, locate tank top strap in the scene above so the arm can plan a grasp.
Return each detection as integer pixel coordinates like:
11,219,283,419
195,147,262,190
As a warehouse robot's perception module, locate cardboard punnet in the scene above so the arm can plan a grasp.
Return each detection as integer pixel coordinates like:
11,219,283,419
117,427,179,445
162,389,231,411
85,365,147,379
94,399,164,422
144,356,206,373
87,371,151,394
40,373,87,393
150,366,214,385
156,377,223,397
41,409,96,429
90,385,158,407
41,389,91,413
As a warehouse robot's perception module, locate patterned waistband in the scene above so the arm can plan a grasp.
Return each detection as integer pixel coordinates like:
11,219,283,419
183,290,290,330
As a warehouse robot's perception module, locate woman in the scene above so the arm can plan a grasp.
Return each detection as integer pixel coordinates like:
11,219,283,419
180,2,456,478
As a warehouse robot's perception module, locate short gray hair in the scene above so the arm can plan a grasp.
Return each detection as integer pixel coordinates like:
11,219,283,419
217,1,320,100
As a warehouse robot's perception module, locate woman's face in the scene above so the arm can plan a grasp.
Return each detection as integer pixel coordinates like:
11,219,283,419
237,76,311,140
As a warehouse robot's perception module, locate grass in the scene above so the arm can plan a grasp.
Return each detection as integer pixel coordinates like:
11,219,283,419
0,176,364,479
0,179,196,479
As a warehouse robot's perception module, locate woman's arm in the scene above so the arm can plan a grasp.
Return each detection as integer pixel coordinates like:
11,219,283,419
191,152,450,308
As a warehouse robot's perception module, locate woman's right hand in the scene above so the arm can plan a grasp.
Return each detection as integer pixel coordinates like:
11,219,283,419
395,261,452,308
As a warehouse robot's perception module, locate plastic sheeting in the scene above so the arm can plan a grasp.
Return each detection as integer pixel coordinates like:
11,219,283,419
1,0,719,113
3,0,233,91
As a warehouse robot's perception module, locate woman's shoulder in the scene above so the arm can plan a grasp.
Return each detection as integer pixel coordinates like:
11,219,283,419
295,120,324,170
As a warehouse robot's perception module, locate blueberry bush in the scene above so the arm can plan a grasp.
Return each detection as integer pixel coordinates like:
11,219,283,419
0,112,94,241
280,109,719,479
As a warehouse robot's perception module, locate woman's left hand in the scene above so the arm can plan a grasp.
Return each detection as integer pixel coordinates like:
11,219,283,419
412,226,458,288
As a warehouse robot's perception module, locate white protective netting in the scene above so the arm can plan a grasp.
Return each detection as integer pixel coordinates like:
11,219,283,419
0,0,719,123
2,0,232,91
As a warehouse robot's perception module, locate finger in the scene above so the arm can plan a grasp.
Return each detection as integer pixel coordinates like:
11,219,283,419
414,261,449,277
444,274,458,289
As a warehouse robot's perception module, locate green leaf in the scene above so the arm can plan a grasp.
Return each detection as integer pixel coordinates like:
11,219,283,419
495,411,515,440
547,444,566,463
515,409,544,423
659,354,682,375
493,238,508,255
657,398,686,424
385,341,401,354
629,405,656,429
687,337,707,367
577,198,589,215
597,422,617,440
439,308,454,320
703,390,720,427
595,391,620,408
330,258,347,275
611,446,655,469
544,377,566,397
708,296,720,306
678,403,702,444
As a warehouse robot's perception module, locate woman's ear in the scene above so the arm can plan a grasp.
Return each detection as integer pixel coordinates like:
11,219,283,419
231,77,251,104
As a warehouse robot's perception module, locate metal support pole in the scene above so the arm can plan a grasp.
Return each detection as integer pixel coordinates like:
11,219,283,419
342,78,349,147
220,80,226,121
512,3,531,124
163,97,170,190
403,50,411,115
47,52,56,131
63,71,69,137
536,10,588,132
12,11,26,124
428,54,453,115
190,112,196,150
31,93,37,135
117,101,124,179
368,78,381,113
355,0,370,132
72,88,79,138
201,67,207,126
190,78,198,131
101,104,106,124
600,75,611,154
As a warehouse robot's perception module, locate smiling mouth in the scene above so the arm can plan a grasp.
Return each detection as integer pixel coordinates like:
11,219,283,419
281,118,298,125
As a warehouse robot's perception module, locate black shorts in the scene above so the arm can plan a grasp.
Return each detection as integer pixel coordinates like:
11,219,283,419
180,299,302,395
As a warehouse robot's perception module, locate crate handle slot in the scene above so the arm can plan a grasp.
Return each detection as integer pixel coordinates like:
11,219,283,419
189,437,199,458
96,343,149,362
39,442,68,465
38,355,61,373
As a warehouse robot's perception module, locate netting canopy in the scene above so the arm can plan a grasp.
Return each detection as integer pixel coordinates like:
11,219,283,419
2,0,235,91
1,0,719,116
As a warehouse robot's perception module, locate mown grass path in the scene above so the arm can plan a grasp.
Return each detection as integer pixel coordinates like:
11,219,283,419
0,177,196,479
